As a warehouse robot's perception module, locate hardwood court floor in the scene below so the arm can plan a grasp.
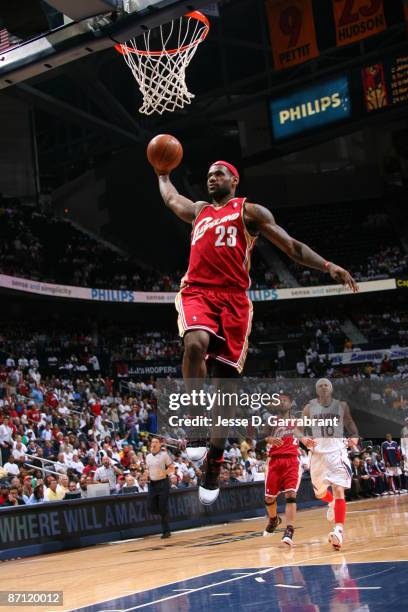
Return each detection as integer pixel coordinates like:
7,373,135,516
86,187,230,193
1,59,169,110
2,495,408,611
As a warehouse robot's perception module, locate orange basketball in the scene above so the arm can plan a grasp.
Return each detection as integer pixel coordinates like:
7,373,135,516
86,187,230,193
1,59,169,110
147,134,183,173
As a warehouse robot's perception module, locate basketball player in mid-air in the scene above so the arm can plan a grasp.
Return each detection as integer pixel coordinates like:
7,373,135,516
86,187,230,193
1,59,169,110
302,379,359,550
155,157,358,505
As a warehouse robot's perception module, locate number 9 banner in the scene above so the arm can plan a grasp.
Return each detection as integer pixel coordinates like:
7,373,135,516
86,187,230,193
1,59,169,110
266,0,319,70
332,0,386,47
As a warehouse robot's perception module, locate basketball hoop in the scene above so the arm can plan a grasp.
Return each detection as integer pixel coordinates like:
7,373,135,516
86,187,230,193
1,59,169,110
115,11,210,116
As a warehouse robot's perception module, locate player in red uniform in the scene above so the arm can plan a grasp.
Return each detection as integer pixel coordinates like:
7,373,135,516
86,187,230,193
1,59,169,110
156,160,358,505
263,394,306,546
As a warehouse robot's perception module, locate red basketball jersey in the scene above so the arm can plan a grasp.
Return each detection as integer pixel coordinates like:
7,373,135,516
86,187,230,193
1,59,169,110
182,197,256,290
268,423,300,457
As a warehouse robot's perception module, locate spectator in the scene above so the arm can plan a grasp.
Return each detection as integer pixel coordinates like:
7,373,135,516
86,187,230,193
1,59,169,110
240,438,252,461
3,455,20,476
64,481,81,500
82,456,97,479
349,457,374,500
0,416,13,464
27,484,45,504
44,477,64,502
365,457,386,496
0,483,10,506
6,485,26,506
137,473,149,493
57,474,69,497
94,456,122,492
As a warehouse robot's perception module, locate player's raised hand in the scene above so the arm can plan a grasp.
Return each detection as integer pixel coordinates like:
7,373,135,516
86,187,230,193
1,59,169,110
300,437,316,449
327,263,359,293
266,437,283,447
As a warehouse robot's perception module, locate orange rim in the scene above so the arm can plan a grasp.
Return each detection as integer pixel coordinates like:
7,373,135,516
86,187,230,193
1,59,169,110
114,11,210,57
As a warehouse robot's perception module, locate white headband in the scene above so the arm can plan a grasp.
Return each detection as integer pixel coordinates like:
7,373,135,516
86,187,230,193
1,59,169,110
316,378,333,392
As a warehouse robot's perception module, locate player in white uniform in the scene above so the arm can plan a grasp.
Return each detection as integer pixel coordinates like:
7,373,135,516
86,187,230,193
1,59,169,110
401,417,408,464
302,378,359,550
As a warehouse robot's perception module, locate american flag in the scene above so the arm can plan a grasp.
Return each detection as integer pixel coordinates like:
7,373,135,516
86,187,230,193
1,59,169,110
0,28,10,53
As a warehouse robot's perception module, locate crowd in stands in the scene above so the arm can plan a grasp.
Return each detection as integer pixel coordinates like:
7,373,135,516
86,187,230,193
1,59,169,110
290,245,408,287
0,321,183,380
0,202,284,291
0,203,178,291
0,356,285,501
276,203,408,287
0,362,277,507
1,361,407,507
351,310,408,347
2,303,408,385
2,198,407,292
347,437,408,501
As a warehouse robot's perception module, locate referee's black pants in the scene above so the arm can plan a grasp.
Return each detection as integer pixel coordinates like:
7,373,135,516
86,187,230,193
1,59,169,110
147,478,170,534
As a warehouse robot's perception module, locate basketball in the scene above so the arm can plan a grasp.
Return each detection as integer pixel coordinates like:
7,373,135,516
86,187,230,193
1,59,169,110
147,134,183,173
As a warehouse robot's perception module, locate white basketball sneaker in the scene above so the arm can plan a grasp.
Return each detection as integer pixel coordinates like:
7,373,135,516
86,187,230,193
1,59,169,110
199,485,220,505
327,501,335,522
185,446,207,462
198,453,222,505
328,525,343,550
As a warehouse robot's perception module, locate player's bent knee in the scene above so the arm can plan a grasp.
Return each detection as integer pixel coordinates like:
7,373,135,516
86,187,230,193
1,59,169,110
286,497,296,504
265,496,276,506
184,334,208,361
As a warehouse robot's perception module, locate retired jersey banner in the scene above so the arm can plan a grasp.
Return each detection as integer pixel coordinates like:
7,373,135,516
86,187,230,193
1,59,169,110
266,0,319,70
332,0,386,47
362,54,408,112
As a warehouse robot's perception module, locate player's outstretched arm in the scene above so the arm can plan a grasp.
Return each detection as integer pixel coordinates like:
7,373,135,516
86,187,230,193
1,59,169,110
299,403,316,449
157,174,205,224
342,401,359,443
244,203,359,293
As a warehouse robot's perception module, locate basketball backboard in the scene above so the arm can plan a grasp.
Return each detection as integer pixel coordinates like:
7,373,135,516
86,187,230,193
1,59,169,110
0,0,220,90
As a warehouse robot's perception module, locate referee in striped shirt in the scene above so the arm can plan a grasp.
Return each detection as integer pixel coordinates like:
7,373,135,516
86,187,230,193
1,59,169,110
146,438,174,539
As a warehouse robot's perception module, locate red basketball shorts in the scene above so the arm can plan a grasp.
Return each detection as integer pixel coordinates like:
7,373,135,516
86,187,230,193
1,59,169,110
175,286,253,373
265,456,302,497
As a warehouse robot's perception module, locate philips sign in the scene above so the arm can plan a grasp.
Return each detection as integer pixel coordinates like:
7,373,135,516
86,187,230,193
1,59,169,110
270,76,351,140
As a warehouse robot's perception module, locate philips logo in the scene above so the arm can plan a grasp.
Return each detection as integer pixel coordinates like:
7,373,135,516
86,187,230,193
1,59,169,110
91,289,135,303
271,77,351,141
279,94,342,125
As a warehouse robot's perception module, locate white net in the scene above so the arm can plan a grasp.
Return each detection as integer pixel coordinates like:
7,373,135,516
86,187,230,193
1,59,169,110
117,12,209,116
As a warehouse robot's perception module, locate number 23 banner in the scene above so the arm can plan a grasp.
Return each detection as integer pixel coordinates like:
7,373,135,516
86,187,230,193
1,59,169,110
266,0,319,70
332,0,386,47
